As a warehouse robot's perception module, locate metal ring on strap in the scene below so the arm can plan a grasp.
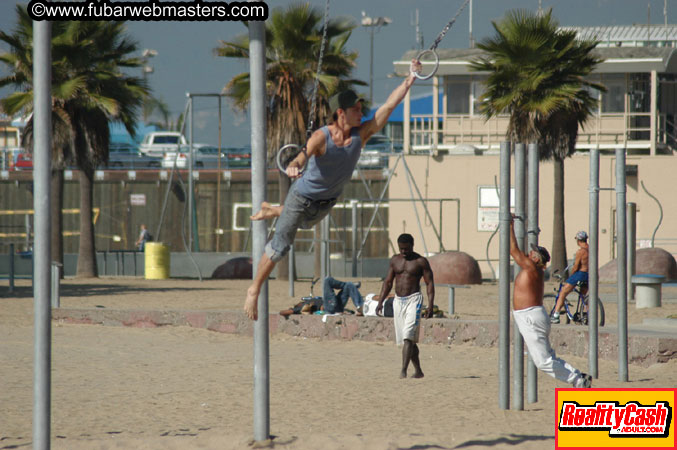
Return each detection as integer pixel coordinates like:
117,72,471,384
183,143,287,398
413,49,439,81
276,143,306,174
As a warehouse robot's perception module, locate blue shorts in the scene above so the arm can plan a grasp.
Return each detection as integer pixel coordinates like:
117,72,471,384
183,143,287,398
264,184,336,262
566,271,588,286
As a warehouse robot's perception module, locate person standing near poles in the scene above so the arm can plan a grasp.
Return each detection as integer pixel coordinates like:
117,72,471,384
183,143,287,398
509,215,592,388
551,230,589,323
375,233,434,379
243,59,422,320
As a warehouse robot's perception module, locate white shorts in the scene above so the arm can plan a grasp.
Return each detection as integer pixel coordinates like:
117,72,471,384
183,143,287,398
394,292,423,346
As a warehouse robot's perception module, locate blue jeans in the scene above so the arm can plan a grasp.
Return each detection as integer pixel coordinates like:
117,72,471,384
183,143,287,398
264,184,336,262
323,276,363,314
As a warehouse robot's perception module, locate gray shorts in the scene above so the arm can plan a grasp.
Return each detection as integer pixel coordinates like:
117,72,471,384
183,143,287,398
264,186,336,262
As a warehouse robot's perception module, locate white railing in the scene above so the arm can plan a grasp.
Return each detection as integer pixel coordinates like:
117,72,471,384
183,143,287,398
410,112,673,152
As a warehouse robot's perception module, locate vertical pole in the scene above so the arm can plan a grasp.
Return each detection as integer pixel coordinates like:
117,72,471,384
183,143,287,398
616,148,628,382
627,203,637,301
351,200,358,277
288,245,295,298
369,28,374,105
498,141,511,410
9,243,14,293
448,287,455,315
588,148,600,378
187,95,194,251
512,143,526,411
249,20,270,443
50,263,60,309
216,95,222,251
527,143,539,403
33,19,52,450
321,216,329,279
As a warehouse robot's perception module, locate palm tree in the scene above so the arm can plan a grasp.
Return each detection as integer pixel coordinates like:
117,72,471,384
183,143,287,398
0,6,148,277
214,2,364,278
470,9,604,274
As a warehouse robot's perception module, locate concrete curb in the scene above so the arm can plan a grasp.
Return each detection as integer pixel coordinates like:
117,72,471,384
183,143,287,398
52,308,677,367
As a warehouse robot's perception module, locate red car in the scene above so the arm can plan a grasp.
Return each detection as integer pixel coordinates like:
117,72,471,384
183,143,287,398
12,152,33,170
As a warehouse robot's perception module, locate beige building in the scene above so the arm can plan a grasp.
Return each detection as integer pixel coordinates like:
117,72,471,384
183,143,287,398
381,25,677,277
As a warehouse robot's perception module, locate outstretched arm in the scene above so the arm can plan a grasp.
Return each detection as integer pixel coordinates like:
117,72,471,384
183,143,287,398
359,59,421,143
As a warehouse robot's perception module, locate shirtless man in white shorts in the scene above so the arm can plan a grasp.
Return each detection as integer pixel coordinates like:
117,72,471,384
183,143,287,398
376,233,434,378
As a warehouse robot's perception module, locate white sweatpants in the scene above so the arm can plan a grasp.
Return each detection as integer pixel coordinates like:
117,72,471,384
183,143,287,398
513,306,581,385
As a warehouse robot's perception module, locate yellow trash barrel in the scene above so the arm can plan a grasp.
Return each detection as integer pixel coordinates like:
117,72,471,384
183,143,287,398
144,242,170,279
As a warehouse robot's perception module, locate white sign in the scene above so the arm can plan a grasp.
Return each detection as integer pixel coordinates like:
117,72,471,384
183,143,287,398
477,186,515,231
130,194,146,206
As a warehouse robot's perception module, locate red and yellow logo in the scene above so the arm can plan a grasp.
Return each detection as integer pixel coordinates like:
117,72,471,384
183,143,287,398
556,388,676,449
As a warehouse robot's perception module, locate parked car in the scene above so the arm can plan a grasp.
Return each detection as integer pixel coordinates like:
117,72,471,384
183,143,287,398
162,145,251,169
105,143,162,169
12,152,33,170
357,134,402,169
139,131,187,157
224,146,251,168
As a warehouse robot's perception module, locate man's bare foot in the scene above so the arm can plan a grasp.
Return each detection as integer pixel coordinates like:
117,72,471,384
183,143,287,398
412,370,424,379
399,370,407,379
250,202,282,221
244,285,260,320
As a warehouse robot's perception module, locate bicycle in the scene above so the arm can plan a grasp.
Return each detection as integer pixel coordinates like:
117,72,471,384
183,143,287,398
545,267,605,326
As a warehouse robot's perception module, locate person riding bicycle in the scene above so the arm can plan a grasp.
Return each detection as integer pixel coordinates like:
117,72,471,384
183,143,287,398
551,230,589,324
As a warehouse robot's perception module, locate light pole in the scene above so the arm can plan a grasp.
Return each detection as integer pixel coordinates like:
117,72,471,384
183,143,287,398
361,12,391,105
141,49,157,123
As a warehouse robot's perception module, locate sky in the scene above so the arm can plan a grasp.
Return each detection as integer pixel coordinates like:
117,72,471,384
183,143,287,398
0,0,675,147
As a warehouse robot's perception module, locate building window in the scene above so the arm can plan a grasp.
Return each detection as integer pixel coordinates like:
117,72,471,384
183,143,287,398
601,74,626,113
446,81,470,114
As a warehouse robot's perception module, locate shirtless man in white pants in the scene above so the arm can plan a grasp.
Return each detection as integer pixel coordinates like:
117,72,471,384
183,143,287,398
376,233,434,378
510,214,592,388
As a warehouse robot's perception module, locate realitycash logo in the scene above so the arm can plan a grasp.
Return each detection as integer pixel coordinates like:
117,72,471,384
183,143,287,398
555,388,676,449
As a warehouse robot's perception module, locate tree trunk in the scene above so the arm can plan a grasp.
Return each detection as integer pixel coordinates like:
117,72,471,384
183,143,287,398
551,158,568,276
276,173,291,280
51,170,64,279
76,169,98,277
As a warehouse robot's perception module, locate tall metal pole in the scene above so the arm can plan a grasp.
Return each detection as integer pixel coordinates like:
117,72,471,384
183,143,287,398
369,27,374,104
351,200,358,277
627,203,637,301
469,0,474,48
512,143,526,411
33,19,52,450
188,95,195,251
526,143,539,403
498,141,511,410
616,148,628,382
249,21,270,442
588,148,600,378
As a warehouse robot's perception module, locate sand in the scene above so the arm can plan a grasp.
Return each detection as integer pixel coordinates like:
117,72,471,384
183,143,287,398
2,277,677,449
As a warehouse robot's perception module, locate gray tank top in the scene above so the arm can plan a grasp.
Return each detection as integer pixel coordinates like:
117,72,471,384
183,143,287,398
294,126,362,200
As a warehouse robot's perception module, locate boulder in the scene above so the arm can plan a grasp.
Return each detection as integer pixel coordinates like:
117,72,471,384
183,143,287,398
599,247,677,282
211,256,253,279
428,251,482,285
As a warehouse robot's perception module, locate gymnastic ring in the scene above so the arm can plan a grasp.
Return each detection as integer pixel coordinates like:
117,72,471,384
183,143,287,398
276,143,306,174
413,49,439,81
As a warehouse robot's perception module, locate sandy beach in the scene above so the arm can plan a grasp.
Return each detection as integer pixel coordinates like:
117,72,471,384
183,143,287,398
2,277,677,449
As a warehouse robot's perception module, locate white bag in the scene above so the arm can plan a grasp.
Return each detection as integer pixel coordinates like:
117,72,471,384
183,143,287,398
362,293,380,316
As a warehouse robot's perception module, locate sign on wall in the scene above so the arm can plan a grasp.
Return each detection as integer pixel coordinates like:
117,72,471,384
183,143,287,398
477,186,514,231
